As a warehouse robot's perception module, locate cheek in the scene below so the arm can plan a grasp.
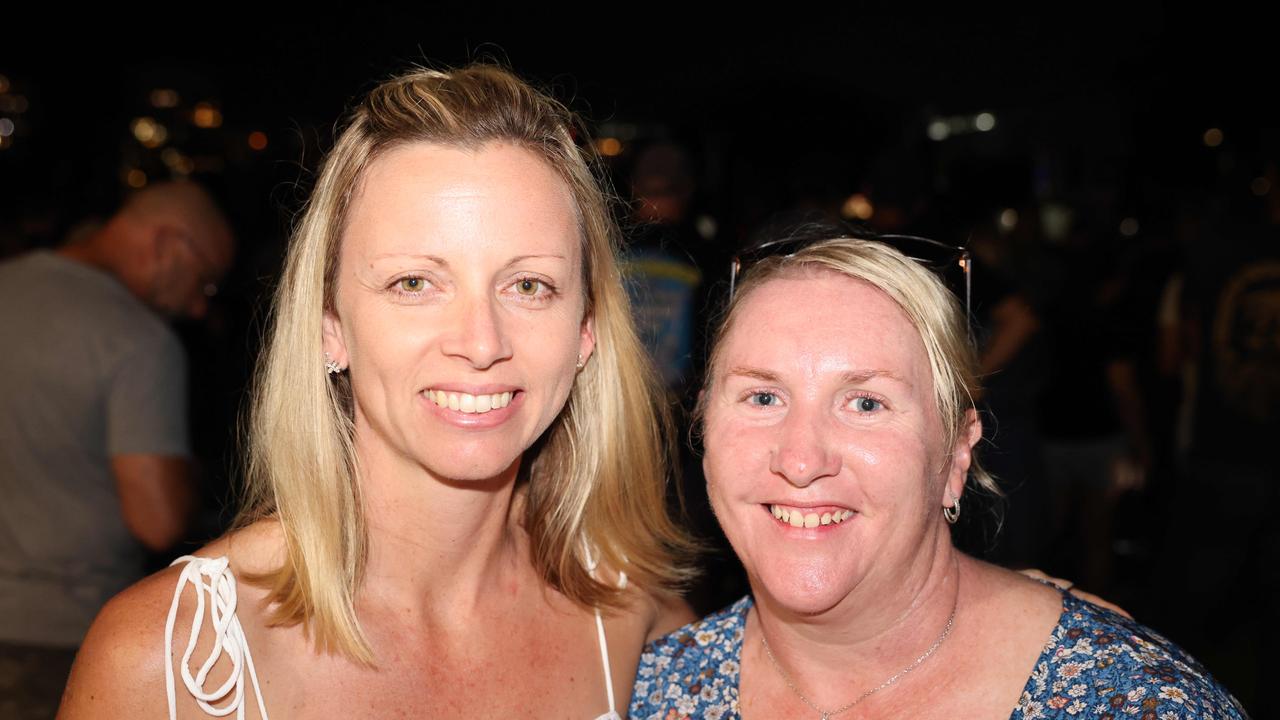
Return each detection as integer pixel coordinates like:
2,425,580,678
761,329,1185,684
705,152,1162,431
349,310,430,376
510,314,583,425
702,413,748,490
701,414,771,530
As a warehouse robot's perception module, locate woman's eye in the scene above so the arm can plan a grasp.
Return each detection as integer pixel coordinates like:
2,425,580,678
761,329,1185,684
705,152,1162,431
747,392,780,407
397,277,426,293
515,278,543,296
511,277,555,299
851,396,883,413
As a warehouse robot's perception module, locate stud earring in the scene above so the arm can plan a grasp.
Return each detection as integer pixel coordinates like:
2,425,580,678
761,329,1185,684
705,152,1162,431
324,352,345,375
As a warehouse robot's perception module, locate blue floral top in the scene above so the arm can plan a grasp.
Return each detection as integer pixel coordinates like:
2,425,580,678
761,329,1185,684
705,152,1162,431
630,592,1246,719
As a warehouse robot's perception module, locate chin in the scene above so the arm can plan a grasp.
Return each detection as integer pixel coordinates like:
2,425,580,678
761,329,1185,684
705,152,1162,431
750,556,854,616
425,451,521,485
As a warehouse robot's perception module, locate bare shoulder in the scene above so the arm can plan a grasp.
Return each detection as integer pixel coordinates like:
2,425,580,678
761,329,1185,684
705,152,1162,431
584,560,695,642
640,586,697,643
58,561,189,717
58,521,286,719
960,557,1064,632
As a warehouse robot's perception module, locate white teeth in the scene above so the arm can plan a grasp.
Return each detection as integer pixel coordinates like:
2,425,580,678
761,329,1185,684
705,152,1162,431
427,390,513,414
803,513,819,528
789,512,804,528
821,513,832,525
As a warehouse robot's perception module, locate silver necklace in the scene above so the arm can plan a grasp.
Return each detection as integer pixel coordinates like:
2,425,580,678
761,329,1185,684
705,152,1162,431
758,600,957,720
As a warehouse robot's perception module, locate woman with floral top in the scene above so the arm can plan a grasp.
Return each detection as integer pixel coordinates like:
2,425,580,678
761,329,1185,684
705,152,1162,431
631,226,1245,719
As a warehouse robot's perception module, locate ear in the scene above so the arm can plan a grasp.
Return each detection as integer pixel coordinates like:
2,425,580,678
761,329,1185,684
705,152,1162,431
322,309,349,370
577,311,597,368
943,408,983,506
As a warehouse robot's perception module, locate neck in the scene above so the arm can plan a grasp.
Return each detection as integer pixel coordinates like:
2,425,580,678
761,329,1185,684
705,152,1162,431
57,239,114,275
57,230,149,300
750,524,963,704
353,427,527,617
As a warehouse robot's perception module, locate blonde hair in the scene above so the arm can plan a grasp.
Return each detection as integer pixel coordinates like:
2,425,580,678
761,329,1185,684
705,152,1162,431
238,65,696,663
701,233,997,495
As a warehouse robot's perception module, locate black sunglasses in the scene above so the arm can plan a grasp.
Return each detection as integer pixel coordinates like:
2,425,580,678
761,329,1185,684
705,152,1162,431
728,231,972,322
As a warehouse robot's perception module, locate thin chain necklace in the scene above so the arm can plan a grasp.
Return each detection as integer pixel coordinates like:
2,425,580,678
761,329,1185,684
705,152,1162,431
757,594,958,720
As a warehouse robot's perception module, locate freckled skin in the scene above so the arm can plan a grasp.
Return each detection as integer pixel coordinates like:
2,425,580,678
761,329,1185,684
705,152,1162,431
703,271,956,616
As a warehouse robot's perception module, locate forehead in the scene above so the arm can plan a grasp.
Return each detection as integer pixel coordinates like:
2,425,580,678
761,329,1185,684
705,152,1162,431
342,141,581,263
719,270,932,385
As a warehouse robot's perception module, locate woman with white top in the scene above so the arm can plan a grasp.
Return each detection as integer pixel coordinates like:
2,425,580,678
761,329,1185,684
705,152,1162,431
59,65,697,719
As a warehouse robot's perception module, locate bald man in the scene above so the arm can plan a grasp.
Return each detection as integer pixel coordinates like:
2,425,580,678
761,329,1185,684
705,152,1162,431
0,182,233,717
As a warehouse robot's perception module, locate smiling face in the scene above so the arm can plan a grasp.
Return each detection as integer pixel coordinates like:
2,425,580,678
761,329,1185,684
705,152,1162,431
322,142,594,484
702,268,976,615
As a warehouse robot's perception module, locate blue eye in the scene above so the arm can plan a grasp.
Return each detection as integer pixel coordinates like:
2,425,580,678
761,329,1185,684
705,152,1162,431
851,396,883,413
748,392,780,407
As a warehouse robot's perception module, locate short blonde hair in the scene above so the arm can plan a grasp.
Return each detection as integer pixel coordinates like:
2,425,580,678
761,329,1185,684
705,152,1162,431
238,65,696,663
701,231,996,495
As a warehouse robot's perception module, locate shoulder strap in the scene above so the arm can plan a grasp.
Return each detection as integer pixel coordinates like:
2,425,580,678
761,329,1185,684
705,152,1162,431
591,607,617,714
164,555,270,720
581,541,627,716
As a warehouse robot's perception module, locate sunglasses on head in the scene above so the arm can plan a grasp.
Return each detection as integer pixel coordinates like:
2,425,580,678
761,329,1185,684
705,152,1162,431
728,226,972,323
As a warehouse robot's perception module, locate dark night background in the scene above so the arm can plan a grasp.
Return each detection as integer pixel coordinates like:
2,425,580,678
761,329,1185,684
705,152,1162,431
3,6,1276,715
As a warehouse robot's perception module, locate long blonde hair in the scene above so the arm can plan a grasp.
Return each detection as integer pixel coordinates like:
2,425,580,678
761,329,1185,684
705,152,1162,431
238,65,696,663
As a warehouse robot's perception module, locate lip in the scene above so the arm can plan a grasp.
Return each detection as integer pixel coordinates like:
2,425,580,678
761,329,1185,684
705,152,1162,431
420,387,523,429
426,383,522,395
761,501,853,511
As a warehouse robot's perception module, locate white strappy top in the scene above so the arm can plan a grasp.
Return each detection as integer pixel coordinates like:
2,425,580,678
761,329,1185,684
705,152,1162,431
164,555,624,720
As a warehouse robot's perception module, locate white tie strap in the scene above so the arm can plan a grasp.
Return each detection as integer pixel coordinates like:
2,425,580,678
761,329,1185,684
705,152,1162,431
581,542,628,720
164,555,269,720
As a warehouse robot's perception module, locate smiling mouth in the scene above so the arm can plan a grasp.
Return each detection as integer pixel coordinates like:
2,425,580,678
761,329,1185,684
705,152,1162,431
767,504,855,529
424,390,515,414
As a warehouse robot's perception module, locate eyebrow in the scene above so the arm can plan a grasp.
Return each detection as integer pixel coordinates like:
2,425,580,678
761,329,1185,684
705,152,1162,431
723,366,780,383
839,369,911,387
368,253,448,266
504,253,568,267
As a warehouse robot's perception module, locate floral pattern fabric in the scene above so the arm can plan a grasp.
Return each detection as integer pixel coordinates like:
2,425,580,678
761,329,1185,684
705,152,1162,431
629,592,1246,719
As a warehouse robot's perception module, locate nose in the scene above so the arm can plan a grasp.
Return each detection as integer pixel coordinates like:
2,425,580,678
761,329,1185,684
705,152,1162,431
769,404,842,488
440,292,513,370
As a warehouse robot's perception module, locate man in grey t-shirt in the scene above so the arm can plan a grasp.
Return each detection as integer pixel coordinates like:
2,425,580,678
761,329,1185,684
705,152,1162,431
0,182,233,717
